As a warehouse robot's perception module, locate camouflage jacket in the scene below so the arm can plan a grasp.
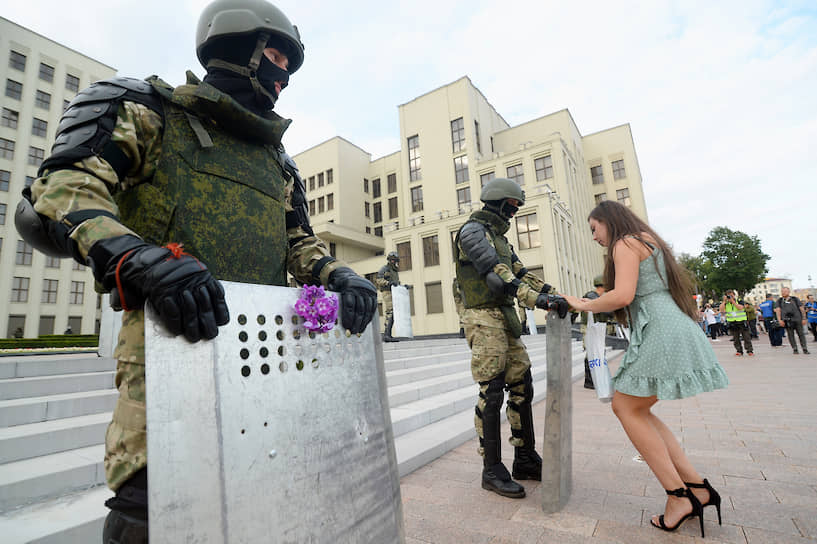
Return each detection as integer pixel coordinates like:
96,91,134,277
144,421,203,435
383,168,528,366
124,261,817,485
374,263,399,292
32,72,344,363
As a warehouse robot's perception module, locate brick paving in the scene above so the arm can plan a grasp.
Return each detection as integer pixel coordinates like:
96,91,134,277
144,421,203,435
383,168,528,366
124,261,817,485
400,335,817,543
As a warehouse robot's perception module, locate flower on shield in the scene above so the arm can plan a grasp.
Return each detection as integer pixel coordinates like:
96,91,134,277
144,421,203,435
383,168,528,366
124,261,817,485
293,285,339,333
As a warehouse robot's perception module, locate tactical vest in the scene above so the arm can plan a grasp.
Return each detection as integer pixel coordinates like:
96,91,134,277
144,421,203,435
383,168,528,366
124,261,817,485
456,210,514,310
114,77,289,286
377,264,399,291
724,303,747,322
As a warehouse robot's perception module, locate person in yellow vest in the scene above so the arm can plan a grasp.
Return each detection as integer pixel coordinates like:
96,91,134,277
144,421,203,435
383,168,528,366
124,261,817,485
719,289,753,356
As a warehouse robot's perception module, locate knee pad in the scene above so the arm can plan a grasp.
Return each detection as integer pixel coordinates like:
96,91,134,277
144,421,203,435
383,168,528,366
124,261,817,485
480,375,506,412
522,369,533,404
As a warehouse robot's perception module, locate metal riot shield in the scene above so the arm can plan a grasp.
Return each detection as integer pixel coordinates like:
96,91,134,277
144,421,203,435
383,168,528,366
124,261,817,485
525,308,538,335
97,294,123,359
144,281,404,543
390,285,413,339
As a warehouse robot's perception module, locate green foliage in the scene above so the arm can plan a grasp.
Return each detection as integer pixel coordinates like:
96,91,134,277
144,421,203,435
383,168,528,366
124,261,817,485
700,226,769,295
0,335,99,349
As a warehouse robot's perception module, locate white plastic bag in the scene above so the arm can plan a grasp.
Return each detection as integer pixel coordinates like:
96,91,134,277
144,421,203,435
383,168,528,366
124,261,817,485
586,311,614,403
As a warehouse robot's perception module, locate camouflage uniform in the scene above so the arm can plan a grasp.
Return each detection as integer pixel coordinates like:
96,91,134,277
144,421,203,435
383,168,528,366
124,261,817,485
31,73,345,492
452,278,465,335
455,209,545,455
374,260,400,320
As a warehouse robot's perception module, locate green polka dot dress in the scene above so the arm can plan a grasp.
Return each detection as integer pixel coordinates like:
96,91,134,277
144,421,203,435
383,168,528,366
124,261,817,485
613,247,729,399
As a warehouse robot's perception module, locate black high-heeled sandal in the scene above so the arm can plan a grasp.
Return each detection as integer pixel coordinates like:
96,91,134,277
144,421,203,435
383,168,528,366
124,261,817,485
686,478,722,526
650,487,705,538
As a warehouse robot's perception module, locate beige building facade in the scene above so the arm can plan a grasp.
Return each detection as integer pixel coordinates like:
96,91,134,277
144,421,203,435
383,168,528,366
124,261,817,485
295,76,648,336
0,17,116,337
746,277,793,303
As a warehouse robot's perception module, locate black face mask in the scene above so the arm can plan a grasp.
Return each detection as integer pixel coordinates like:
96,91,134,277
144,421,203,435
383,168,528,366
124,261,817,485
484,200,518,220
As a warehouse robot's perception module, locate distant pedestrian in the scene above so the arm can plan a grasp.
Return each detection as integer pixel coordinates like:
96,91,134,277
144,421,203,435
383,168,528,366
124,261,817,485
63,326,73,335
776,287,809,354
758,293,784,346
13,327,24,339
562,201,727,537
805,295,817,342
703,304,718,340
720,290,753,356
744,302,759,338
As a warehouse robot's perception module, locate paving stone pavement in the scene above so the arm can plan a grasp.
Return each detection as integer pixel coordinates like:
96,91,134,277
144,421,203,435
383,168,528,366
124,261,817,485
400,334,817,543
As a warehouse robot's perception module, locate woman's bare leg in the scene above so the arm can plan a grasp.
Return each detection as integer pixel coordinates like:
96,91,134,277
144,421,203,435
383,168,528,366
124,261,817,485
646,412,709,504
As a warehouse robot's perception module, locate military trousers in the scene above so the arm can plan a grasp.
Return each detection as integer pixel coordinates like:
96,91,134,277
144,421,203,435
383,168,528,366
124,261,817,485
465,323,531,456
105,360,148,492
381,290,393,320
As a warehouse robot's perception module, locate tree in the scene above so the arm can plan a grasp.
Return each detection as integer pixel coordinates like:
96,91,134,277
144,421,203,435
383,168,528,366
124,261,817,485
700,226,769,296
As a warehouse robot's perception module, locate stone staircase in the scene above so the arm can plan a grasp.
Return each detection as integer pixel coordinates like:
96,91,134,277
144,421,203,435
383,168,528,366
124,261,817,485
0,334,614,543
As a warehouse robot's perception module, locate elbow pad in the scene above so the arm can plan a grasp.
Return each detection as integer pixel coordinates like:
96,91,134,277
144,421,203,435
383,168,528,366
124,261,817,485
459,221,499,275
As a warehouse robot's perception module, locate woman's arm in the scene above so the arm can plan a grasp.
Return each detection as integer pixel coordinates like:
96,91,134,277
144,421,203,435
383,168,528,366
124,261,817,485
562,238,642,312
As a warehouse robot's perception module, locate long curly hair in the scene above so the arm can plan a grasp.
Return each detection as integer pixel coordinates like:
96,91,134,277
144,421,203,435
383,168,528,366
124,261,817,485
588,201,697,324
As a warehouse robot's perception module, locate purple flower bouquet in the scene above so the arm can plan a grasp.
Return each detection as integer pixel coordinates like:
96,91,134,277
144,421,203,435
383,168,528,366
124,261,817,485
293,285,339,333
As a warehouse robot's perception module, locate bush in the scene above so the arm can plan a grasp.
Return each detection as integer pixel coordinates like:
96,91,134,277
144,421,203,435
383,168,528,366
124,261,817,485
0,335,99,349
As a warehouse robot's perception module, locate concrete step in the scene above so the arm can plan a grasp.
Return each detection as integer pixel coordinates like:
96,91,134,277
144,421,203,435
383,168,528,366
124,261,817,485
0,391,117,428
0,357,114,379
0,373,115,401
0,445,104,512
0,485,111,544
0,412,111,464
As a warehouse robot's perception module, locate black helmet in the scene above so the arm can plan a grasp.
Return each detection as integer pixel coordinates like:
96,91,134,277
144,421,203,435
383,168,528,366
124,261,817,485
196,0,305,73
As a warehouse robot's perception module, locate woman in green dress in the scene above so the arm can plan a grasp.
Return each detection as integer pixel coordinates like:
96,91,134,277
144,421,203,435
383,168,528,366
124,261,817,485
562,201,728,538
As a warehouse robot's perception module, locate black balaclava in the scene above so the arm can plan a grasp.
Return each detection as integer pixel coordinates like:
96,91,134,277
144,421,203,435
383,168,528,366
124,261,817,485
203,34,291,116
484,199,519,220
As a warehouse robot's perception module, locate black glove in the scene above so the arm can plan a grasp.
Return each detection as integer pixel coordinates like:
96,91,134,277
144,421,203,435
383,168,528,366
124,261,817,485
540,283,553,294
88,235,229,342
327,266,377,334
403,284,413,290
535,293,569,318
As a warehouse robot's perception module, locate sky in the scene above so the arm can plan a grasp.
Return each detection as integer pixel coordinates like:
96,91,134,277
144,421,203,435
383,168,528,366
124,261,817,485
6,0,817,288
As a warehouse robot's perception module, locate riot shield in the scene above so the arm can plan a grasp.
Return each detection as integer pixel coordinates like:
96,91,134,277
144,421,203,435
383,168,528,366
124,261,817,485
144,281,404,543
390,285,413,339
525,308,538,335
97,294,122,359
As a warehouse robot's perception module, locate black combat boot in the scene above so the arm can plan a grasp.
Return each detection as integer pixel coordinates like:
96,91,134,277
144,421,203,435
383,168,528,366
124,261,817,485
512,401,542,481
481,383,525,498
383,317,399,342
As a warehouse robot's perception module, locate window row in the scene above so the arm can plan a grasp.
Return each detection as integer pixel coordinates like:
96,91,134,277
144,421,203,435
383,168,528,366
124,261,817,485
8,50,80,91
368,173,397,199
476,154,554,189
308,193,334,215
11,277,85,304
591,159,627,185
594,188,631,206
306,168,333,192
450,117,482,155
5,314,87,338
9,239,84,269
0,142,46,165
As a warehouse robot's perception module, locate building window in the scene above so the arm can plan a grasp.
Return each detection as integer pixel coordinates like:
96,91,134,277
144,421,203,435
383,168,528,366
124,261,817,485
69,281,85,304
387,173,396,193
506,164,524,185
11,277,30,302
594,193,607,204
35,90,51,110
0,139,15,160
372,178,381,199
0,202,6,225
327,193,334,210
591,165,604,184
450,117,465,152
329,242,336,258
365,226,371,234
363,178,369,193
45,255,60,268
25,176,35,187
317,172,324,187
28,146,45,167
422,235,439,267
9,51,26,71
32,118,48,138
63,99,70,112
318,196,325,213
373,202,382,223
5,79,23,100
0,169,9,190
454,155,469,184
326,168,333,184
42,279,58,304
411,186,423,212
39,63,54,83
396,241,412,271
408,135,421,181
425,282,443,314
474,120,481,154
66,74,80,92
388,197,398,219
309,199,315,216
364,202,370,218
72,260,85,271
612,159,626,179
39,315,55,336
516,213,541,250
374,226,383,237
534,155,553,181
456,186,471,208
308,176,315,191
480,171,495,188
16,240,33,265
1,108,18,129
68,316,82,332
616,188,631,206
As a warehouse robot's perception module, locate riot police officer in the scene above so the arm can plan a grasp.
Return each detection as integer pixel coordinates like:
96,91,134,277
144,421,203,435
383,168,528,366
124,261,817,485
375,251,411,342
455,178,568,499
15,1,377,540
